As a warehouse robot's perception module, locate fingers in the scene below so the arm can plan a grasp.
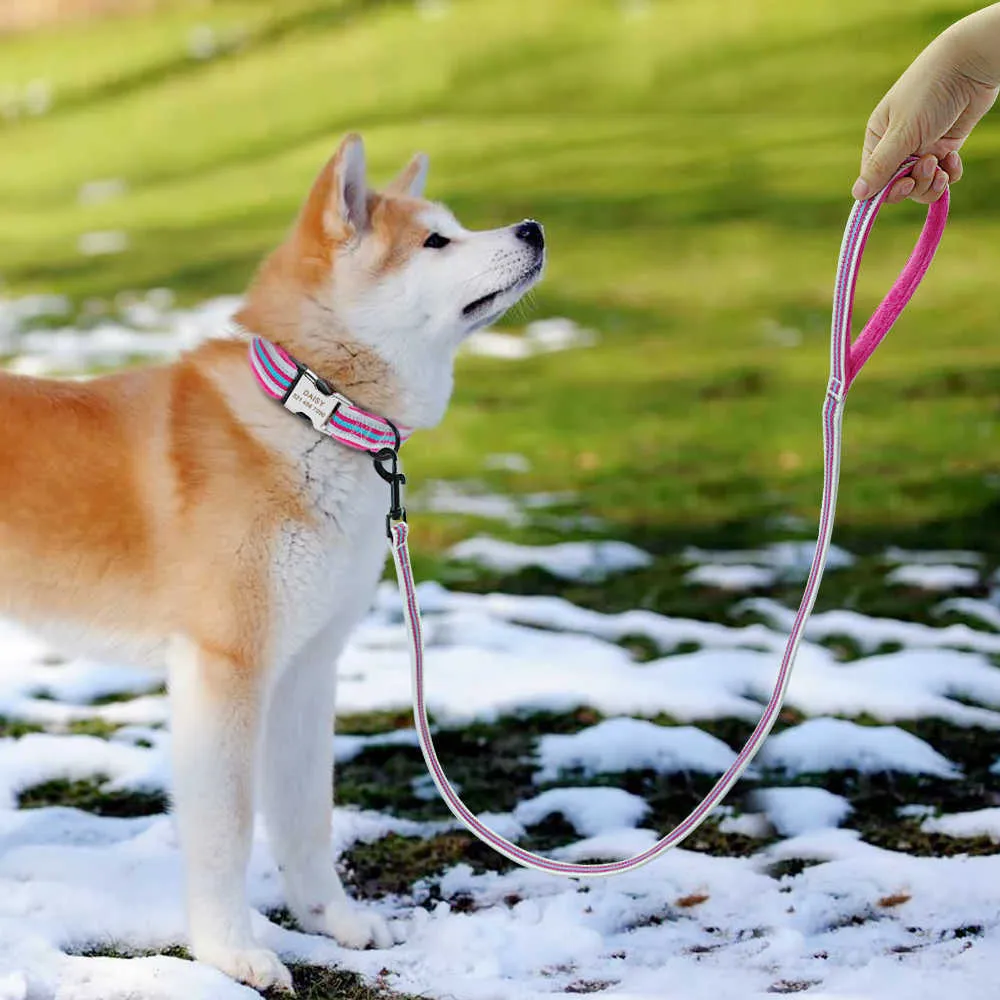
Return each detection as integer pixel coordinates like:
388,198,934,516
853,123,913,199
941,149,963,184
903,154,949,204
858,150,955,204
911,165,950,204
884,176,915,204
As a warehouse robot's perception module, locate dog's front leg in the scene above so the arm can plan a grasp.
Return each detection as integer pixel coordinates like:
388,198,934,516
167,636,293,992
261,621,393,950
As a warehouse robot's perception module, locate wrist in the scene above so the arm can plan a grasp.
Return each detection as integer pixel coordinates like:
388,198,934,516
945,5,1000,89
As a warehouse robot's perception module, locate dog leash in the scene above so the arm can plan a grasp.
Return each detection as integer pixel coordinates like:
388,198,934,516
248,161,949,874
385,160,950,875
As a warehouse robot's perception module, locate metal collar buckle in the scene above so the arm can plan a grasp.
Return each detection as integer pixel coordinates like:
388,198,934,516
282,365,347,432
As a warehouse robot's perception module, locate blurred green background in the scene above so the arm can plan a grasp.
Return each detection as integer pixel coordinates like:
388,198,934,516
1,0,998,554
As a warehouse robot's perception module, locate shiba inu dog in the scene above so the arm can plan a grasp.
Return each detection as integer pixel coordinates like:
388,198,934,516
0,134,544,990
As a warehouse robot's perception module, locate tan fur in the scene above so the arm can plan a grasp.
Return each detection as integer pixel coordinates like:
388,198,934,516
0,341,305,677
0,138,434,677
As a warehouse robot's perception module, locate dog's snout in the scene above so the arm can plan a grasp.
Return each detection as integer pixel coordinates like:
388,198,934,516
514,219,544,252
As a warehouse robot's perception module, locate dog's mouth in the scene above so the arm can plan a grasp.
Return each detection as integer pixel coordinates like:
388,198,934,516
461,260,544,319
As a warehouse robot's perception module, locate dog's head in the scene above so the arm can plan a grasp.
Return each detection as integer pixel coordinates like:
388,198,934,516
239,134,545,427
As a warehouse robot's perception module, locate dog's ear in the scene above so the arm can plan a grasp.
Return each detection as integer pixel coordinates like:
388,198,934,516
386,152,429,199
301,134,369,245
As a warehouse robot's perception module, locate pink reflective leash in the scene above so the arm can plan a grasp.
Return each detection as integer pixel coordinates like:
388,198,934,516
388,160,950,876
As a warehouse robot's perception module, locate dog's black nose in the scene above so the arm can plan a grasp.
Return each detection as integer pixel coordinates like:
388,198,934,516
514,219,545,251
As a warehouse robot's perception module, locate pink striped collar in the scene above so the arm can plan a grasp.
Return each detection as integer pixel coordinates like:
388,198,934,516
248,335,411,453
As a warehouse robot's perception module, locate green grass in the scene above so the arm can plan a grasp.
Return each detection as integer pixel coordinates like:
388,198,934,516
0,0,998,544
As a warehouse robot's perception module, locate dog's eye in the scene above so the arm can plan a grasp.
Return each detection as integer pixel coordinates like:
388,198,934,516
423,233,451,250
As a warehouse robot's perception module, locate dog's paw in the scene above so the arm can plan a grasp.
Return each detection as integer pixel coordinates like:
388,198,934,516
198,944,294,992
303,902,394,950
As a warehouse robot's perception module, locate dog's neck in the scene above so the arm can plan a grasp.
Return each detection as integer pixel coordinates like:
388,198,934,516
233,303,455,431
234,302,400,419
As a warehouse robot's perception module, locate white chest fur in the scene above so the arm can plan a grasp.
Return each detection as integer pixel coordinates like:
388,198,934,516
269,436,390,673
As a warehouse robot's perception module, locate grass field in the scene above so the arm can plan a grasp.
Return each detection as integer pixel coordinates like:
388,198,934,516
0,0,998,552
5,6,1000,997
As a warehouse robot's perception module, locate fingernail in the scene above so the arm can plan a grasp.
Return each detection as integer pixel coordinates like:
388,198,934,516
933,171,947,190
852,178,870,200
900,178,915,196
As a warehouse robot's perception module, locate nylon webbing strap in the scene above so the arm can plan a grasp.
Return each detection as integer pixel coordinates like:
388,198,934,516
392,160,950,875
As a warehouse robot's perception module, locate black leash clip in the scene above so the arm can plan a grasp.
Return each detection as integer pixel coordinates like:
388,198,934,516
371,438,406,539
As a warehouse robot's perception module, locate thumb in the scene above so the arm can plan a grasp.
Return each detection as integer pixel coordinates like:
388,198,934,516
853,126,913,200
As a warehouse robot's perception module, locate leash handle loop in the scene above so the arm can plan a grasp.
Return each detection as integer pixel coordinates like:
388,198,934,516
835,158,949,388
390,161,949,877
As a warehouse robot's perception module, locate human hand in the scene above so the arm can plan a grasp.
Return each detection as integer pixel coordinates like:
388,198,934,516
854,16,1000,204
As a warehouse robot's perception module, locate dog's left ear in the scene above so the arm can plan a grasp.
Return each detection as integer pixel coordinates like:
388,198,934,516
386,153,429,198
299,134,369,248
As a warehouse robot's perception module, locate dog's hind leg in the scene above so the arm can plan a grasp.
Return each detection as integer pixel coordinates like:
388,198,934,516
167,636,293,992
261,620,393,950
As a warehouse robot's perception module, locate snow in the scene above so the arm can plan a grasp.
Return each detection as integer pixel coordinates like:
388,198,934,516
884,547,984,567
77,231,129,257
0,293,242,376
759,718,961,778
753,787,852,837
462,317,597,360
0,310,996,998
482,452,531,473
684,541,855,582
410,481,573,526
921,807,1000,842
936,597,1000,631
887,564,980,591
684,564,778,590
534,717,735,782
513,787,649,837
743,596,1000,655
0,571,995,997
447,537,652,581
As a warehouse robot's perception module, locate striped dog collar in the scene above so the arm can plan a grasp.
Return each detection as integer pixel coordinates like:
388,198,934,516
248,335,411,453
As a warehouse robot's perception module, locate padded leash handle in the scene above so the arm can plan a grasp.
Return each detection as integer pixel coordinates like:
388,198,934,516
834,159,950,390
390,160,949,876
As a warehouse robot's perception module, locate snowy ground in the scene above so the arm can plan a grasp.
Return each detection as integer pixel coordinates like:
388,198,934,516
2,296,1000,998
0,544,999,999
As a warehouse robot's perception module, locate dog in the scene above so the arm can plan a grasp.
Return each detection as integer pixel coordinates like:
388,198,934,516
0,134,545,990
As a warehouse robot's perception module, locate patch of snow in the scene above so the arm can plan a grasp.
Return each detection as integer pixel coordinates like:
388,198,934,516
23,80,52,117
753,787,852,837
921,807,1000,841
717,811,771,838
685,541,855,582
187,25,218,60
513,787,649,837
448,537,652,581
0,733,166,808
936,597,1000,631
887,564,980,591
743,597,1000,655
463,318,596,360
482,452,531,473
77,179,128,206
535,717,735,782
898,803,936,819
77,231,129,257
416,0,451,20
553,826,660,861
410,481,573,526
759,718,961,778
684,564,778,590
